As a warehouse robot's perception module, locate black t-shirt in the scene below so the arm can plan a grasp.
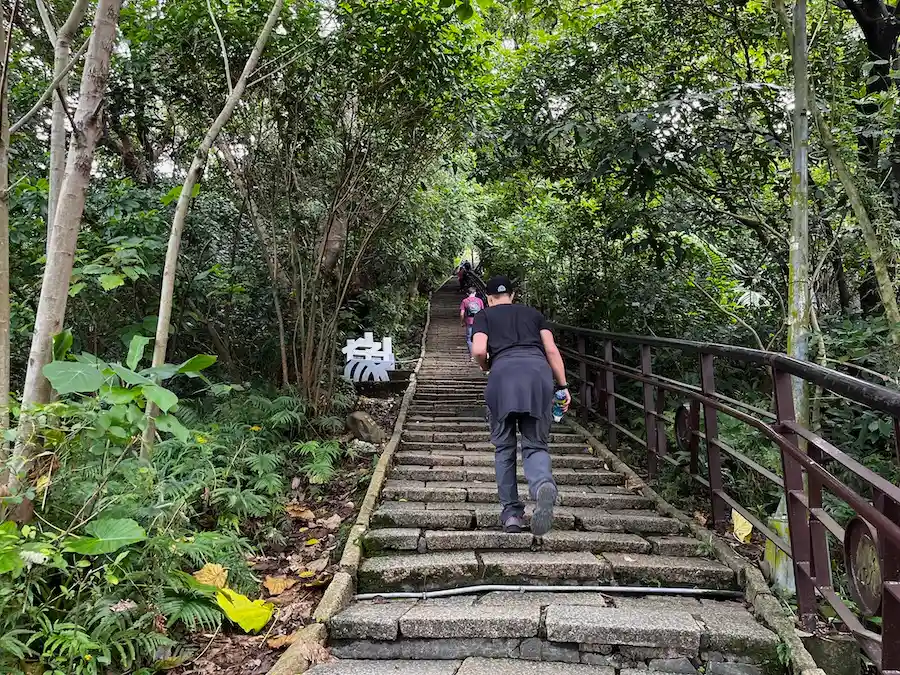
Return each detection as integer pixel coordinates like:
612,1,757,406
471,304,549,362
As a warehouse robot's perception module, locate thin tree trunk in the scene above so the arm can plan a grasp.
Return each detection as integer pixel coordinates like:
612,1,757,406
217,142,290,388
142,0,284,454
787,0,811,428
775,0,900,344
5,0,122,505
35,0,89,244
0,0,11,459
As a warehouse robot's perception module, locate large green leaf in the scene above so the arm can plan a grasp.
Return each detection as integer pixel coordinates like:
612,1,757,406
156,413,189,442
109,363,153,387
43,361,104,395
65,518,146,555
178,354,217,375
215,589,273,632
52,330,73,362
127,335,152,371
99,274,125,291
144,385,178,412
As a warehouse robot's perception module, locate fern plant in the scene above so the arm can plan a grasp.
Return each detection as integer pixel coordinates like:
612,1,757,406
294,440,343,485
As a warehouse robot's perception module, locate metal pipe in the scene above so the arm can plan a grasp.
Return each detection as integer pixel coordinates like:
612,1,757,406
355,584,744,601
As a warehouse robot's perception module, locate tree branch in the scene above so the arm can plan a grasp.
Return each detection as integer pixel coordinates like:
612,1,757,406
207,0,232,93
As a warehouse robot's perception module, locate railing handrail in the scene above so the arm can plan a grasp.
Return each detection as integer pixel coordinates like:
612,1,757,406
550,322,900,418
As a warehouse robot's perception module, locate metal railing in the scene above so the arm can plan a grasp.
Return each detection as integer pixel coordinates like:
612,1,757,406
468,272,900,671
552,325,900,672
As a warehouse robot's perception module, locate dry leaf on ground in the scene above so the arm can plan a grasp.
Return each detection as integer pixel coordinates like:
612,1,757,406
263,576,298,596
286,504,316,520
267,633,298,649
194,563,228,589
289,641,333,666
320,514,343,530
694,510,709,526
625,476,644,491
306,557,329,573
305,538,319,546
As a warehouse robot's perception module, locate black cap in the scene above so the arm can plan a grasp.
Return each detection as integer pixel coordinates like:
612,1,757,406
486,275,513,295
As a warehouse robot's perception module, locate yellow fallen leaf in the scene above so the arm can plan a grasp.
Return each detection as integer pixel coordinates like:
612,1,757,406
263,575,298,596
267,633,298,649
298,570,316,579
732,509,753,543
193,563,228,589
305,538,319,546
215,588,274,633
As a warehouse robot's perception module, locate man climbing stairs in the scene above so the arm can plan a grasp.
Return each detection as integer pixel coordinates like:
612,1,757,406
309,284,781,675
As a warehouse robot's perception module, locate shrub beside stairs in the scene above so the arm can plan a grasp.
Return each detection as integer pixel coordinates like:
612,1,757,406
309,285,783,675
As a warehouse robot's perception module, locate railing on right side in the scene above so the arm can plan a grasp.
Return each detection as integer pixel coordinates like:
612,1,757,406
550,325,900,673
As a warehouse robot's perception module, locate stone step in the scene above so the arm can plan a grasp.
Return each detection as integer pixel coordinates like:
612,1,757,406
382,480,651,509
403,431,583,443
364,528,655,554
307,660,460,674
358,551,612,591
327,594,778,667
393,451,603,469
390,465,623,486
401,441,594,455
371,502,683,535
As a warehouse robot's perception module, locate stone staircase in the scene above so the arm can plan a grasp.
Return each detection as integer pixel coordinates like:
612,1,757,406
309,285,781,675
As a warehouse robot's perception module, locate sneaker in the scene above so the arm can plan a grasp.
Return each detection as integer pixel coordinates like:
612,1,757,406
531,483,558,536
503,516,525,533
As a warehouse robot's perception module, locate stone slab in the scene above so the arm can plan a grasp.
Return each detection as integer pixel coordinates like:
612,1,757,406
545,606,703,654
425,529,534,551
400,598,541,638
474,504,576,530
478,591,613,608
603,553,735,588
480,551,612,582
307,660,461,675
391,466,467,482
701,615,779,661
577,510,683,534
383,482,468,502
364,528,421,552
539,531,652,553
358,552,479,591
457,657,614,675
648,536,705,556
372,506,473,530
329,600,416,640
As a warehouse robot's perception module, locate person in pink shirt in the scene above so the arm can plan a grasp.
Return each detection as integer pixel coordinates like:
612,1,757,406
459,286,485,357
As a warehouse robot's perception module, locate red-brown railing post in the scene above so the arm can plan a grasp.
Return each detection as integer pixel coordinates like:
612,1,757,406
688,399,700,478
604,340,617,454
699,353,727,525
880,493,900,672
656,386,667,462
578,336,588,424
773,366,817,631
641,344,658,478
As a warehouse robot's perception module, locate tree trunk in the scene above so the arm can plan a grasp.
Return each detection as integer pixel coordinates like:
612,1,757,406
0,0,11,458
787,0,811,427
142,0,284,453
217,142,290,388
35,0,89,244
6,0,122,503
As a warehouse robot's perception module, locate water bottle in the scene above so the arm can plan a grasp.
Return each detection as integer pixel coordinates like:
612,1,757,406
552,389,567,423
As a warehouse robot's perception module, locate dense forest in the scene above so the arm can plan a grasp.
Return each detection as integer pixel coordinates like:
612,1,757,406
0,0,898,671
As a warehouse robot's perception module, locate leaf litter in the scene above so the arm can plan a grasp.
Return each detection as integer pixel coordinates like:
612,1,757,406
167,390,397,675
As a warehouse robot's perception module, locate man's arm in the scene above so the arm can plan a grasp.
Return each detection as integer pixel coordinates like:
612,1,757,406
541,329,570,409
471,332,489,371
460,307,466,326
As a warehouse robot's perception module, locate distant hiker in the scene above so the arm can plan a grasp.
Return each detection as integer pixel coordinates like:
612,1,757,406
459,286,485,357
457,261,468,292
471,275,571,535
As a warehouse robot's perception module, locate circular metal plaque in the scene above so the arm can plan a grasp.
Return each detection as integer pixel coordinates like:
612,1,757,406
674,403,691,453
844,516,882,617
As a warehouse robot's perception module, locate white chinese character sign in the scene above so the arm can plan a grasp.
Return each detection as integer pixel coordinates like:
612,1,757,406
342,332,395,382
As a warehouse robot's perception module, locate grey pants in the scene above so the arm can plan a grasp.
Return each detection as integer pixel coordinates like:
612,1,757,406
488,410,555,523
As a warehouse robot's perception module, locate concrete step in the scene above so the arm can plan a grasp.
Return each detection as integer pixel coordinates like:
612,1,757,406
371,502,683,535
394,451,603,469
403,431,583,444
326,595,779,667
307,660,460,674
390,465,623,486
364,528,655,554
401,441,594,455
382,480,651,509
